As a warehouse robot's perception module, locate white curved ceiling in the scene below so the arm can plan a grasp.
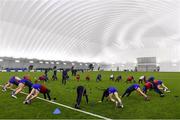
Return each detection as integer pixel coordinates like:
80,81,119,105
0,0,180,64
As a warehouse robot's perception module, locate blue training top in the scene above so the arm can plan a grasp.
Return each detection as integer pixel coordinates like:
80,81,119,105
19,79,33,87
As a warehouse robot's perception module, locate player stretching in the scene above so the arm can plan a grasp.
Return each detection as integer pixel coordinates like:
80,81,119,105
2,76,21,92
122,84,149,101
99,87,123,108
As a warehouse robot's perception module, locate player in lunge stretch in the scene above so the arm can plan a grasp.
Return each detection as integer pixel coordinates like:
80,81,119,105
23,83,51,104
11,75,33,99
2,76,21,92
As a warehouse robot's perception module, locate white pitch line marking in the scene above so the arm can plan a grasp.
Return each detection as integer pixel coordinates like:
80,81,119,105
0,85,111,120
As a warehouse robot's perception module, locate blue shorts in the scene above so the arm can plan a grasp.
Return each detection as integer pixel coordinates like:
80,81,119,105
108,87,117,94
32,84,41,91
9,79,19,86
133,84,140,90
127,84,140,92
9,76,16,83
9,79,15,84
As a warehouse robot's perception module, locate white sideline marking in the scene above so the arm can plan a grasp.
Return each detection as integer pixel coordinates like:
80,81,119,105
0,85,111,120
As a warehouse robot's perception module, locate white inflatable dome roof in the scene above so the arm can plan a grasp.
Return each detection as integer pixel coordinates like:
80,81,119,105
0,0,180,63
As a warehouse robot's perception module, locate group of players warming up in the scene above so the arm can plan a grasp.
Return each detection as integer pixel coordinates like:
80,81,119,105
2,75,51,104
1,73,170,109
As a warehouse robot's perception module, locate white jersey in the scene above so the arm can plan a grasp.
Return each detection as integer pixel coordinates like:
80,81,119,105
139,76,145,80
110,74,114,78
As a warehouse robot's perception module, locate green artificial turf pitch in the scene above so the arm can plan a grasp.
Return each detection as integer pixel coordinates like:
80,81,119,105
0,71,180,119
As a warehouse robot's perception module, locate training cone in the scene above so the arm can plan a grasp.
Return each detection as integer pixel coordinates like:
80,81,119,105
53,108,61,115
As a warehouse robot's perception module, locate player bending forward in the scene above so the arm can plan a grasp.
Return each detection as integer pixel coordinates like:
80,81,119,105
2,76,21,92
122,84,149,101
99,87,123,108
23,83,51,104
